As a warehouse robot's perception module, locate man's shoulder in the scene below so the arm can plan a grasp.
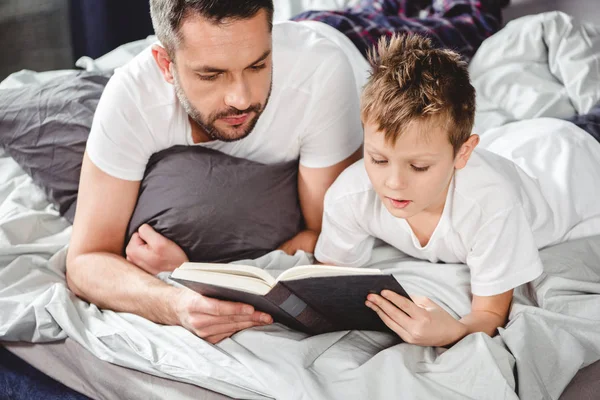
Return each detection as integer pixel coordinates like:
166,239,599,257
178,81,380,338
272,21,352,76
104,44,174,108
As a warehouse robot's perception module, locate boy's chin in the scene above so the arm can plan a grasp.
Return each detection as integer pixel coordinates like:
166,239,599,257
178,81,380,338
383,202,415,219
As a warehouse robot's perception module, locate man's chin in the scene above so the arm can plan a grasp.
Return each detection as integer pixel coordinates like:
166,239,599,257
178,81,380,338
212,119,257,141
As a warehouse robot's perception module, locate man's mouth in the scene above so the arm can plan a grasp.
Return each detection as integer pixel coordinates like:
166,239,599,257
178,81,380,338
219,113,250,126
386,197,411,209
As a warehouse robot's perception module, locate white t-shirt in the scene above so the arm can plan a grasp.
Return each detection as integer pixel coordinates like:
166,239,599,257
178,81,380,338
315,119,600,296
86,21,368,181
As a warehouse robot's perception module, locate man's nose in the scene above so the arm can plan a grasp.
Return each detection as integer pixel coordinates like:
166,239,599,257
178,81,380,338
224,77,251,111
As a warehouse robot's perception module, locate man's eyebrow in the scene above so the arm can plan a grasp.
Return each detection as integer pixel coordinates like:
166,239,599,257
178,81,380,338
192,49,272,74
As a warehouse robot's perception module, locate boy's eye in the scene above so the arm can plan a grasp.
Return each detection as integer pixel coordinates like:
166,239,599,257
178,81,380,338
370,157,388,165
411,165,430,172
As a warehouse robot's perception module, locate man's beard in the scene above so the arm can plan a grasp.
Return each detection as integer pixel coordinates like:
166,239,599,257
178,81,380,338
173,71,272,142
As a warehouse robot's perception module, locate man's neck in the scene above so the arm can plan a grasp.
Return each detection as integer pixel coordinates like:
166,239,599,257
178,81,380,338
189,117,213,144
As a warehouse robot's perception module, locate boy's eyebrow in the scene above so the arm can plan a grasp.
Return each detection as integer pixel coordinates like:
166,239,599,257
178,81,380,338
192,49,272,74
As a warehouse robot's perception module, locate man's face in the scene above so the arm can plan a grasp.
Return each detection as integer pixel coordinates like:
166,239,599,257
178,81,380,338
363,118,465,219
171,10,273,142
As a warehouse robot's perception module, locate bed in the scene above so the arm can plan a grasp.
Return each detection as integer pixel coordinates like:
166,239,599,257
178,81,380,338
1,2,600,400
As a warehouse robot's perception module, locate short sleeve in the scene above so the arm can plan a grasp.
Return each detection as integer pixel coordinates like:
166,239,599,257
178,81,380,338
86,72,153,181
314,190,374,267
298,53,363,169
467,206,544,296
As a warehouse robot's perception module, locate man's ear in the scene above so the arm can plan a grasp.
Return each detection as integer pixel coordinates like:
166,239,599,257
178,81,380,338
454,134,479,170
151,44,175,84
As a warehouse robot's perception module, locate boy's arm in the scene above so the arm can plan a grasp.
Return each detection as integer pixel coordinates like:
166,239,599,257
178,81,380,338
365,289,513,347
459,290,513,337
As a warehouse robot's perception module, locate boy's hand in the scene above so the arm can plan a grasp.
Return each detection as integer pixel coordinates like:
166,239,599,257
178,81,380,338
366,291,467,347
278,229,319,256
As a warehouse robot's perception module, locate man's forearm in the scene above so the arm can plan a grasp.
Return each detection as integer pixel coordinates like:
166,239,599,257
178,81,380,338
66,252,181,326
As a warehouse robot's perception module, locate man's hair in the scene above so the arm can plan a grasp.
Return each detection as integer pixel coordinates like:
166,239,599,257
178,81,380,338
361,34,475,154
150,0,274,56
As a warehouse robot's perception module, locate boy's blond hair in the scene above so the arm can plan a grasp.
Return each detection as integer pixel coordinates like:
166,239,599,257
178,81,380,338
361,34,475,154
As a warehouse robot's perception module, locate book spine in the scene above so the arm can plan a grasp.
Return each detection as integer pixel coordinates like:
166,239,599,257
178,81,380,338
266,283,336,335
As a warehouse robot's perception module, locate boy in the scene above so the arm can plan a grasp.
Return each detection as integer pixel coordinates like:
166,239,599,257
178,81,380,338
314,34,600,347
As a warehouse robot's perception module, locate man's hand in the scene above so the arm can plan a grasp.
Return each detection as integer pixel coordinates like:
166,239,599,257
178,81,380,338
173,288,273,344
126,224,189,275
366,291,468,347
278,229,319,255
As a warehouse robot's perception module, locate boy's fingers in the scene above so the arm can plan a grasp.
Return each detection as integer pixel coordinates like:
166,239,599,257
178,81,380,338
409,295,437,310
381,290,423,317
367,294,413,328
366,301,411,341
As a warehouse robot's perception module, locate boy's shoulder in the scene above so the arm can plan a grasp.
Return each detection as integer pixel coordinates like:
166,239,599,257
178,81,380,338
325,159,375,205
453,148,527,216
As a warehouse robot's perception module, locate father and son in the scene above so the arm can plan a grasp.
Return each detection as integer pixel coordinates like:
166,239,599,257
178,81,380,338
66,1,600,346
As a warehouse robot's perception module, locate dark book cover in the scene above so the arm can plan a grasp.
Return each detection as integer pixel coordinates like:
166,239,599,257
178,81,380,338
172,274,410,335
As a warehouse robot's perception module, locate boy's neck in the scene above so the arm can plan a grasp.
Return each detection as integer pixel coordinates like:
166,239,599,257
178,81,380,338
405,179,452,247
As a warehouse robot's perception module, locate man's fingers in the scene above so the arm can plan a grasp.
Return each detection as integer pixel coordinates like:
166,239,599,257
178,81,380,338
205,332,234,344
196,320,261,338
190,312,271,328
129,232,146,247
137,223,168,249
125,232,150,259
197,296,254,316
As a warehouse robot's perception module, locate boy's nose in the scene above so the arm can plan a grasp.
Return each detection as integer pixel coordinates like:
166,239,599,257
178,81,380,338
385,173,408,190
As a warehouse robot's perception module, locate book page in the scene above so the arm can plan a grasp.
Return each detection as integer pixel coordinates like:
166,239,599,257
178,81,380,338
171,270,272,295
277,265,382,282
174,263,276,286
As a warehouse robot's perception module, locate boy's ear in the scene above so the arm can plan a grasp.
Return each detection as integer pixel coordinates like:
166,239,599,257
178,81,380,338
454,134,479,170
151,44,175,84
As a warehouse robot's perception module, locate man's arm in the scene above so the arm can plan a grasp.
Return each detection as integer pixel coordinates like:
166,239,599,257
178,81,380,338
278,147,362,255
67,153,271,343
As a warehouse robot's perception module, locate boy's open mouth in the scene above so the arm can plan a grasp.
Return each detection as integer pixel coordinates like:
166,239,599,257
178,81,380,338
386,197,411,209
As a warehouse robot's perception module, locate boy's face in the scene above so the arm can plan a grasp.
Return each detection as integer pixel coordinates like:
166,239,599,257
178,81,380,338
363,118,478,220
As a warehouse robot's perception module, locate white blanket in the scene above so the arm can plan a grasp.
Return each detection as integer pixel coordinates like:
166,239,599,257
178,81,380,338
1,120,600,399
469,11,600,134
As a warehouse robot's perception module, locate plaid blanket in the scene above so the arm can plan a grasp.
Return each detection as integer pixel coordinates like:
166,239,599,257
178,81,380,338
292,0,503,62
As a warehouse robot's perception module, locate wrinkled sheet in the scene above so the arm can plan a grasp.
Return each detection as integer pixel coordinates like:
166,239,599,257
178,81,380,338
1,141,599,399
469,11,600,134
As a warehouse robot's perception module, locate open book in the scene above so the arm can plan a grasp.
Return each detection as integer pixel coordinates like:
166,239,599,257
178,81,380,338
171,262,410,335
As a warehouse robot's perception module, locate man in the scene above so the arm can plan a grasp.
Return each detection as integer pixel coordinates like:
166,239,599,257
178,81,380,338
66,0,364,344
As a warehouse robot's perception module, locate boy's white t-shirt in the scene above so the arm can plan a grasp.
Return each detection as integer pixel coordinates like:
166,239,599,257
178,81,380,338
86,21,367,181
315,120,600,297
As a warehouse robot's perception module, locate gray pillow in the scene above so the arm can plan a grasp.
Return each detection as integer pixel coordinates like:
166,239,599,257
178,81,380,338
127,146,304,263
0,71,110,222
0,71,303,262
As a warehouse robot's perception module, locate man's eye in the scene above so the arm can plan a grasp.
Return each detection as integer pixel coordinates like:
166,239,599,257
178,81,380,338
411,165,430,172
198,74,219,81
250,63,266,71
370,157,387,165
